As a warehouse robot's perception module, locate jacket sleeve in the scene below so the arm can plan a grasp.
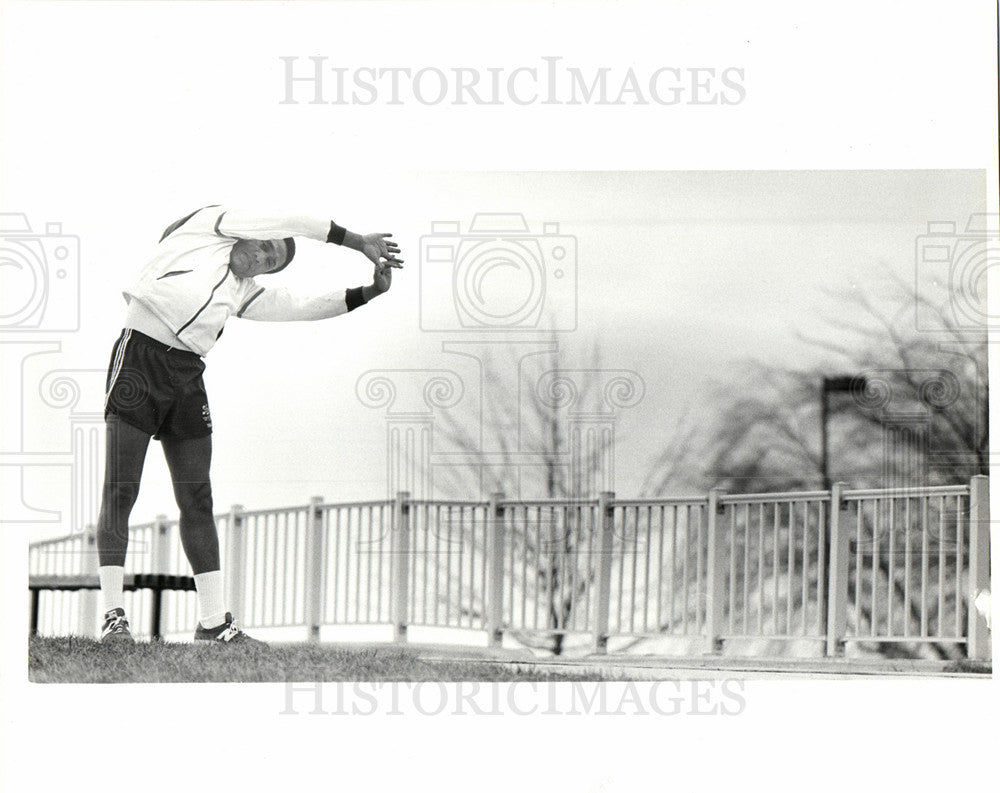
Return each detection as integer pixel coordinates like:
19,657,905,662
214,209,335,242
236,284,351,322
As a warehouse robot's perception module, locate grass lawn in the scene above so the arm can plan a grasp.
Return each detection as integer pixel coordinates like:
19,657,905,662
28,635,611,684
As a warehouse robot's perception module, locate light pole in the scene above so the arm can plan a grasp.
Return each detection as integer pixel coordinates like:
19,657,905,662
818,374,866,636
820,375,867,490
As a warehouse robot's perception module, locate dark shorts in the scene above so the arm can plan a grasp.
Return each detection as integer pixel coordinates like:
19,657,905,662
104,328,212,440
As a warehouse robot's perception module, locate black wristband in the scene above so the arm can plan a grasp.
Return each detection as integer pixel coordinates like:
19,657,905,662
327,221,347,245
345,286,368,311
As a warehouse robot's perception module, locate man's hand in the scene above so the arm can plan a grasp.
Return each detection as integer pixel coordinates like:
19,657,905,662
362,261,396,302
342,230,402,303
363,232,402,267
346,231,403,268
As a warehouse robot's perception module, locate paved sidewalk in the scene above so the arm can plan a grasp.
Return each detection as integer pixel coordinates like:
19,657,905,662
334,641,992,679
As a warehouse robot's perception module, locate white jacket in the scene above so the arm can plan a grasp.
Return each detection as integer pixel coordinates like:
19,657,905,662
124,206,352,356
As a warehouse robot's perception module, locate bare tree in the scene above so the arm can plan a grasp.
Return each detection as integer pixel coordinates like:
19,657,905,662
646,277,986,493
641,277,987,659
431,340,616,655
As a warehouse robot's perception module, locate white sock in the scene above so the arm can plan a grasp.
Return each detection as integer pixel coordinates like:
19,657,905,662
98,566,125,614
194,570,226,628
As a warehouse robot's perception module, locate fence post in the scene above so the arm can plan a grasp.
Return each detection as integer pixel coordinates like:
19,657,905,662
77,524,99,637
392,491,411,643
304,496,325,642
225,504,246,622
486,492,506,648
968,475,991,661
151,513,170,574
825,483,849,656
705,490,728,654
592,491,615,655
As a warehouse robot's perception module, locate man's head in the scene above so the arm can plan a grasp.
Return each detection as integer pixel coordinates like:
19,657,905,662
228,237,295,279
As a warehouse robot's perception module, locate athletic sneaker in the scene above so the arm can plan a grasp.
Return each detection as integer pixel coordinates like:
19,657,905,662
100,607,136,645
193,613,267,648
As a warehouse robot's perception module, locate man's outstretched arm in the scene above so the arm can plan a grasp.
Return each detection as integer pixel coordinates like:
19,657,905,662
238,261,399,322
215,210,402,266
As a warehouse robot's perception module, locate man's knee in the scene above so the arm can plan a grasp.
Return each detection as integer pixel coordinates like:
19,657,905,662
176,480,214,518
103,479,141,511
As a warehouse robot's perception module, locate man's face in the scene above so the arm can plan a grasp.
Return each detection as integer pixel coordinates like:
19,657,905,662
229,239,288,279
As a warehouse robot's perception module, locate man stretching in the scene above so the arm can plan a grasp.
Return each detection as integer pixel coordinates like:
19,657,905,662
98,206,402,645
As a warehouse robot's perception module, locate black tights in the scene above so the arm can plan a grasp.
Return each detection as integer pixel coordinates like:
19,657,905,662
96,417,220,574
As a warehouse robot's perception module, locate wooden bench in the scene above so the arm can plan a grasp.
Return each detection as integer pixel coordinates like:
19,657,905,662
29,574,196,640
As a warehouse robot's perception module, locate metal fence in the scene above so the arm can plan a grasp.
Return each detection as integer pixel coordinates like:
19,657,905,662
27,478,991,659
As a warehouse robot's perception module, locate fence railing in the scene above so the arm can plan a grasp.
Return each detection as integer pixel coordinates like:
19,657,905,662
28,478,992,659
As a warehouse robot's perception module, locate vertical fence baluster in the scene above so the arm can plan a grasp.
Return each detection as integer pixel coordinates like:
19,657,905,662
694,505,704,632
486,493,505,647
151,513,170,575
817,499,826,636
757,503,764,634
920,497,929,637
592,492,615,654
615,508,625,635
871,499,879,637
826,483,849,656
417,504,426,625
854,501,863,636
560,505,569,633
377,505,386,623
270,515,280,626
643,506,652,633
511,505,519,633
955,494,964,638
741,503,750,634
225,504,246,626
447,505,455,625
304,497,324,642
671,505,680,631
679,507,688,632
903,498,911,638
535,506,543,631
391,491,411,642
629,507,639,635
801,501,809,636
885,496,896,636
772,504,779,635
968,476,991,660
786,502,794,634
937,496,946,636
656,505,665,632
726,505,735,634
365,506,374,623
574,505,585,631
517,505,538,628
354,508,363,623
456,506,465,628
705,490,727,654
